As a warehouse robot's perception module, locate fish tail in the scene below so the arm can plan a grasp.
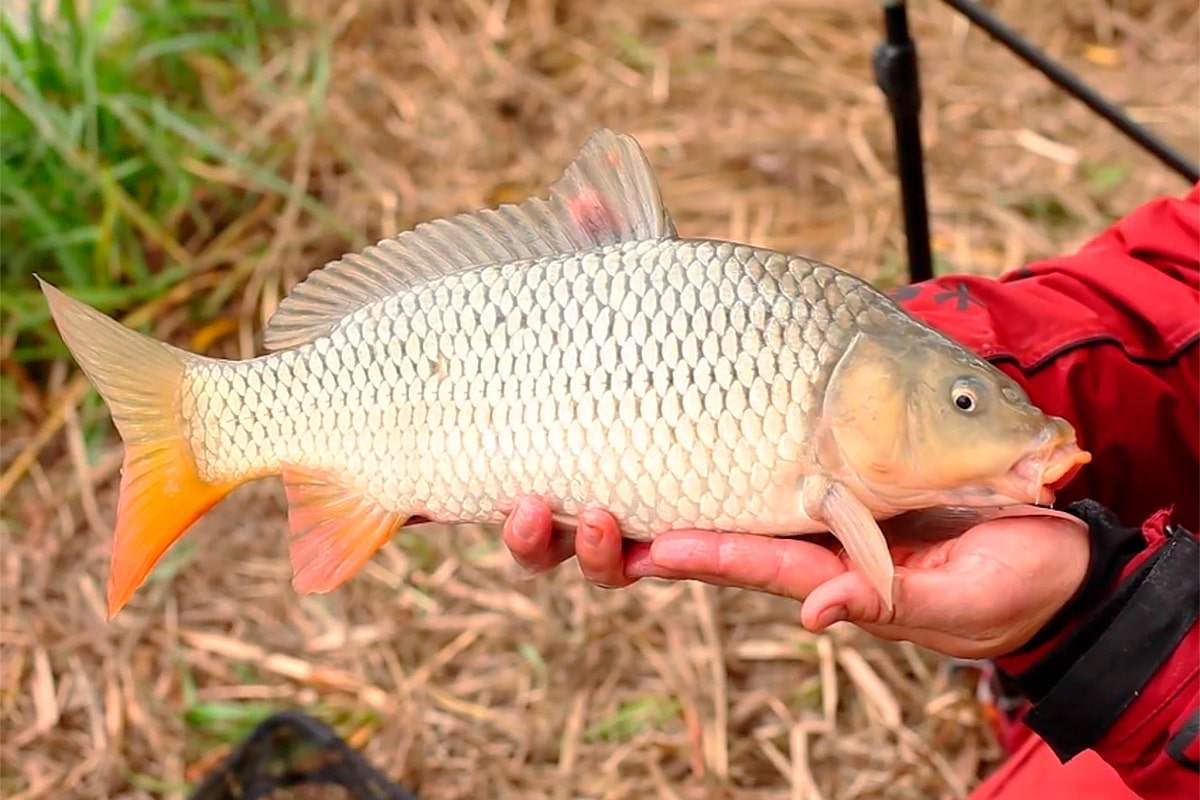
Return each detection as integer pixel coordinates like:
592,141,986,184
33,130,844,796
39,278,239,618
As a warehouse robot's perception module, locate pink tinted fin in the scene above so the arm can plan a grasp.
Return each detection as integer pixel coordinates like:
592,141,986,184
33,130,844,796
809,480,896,611
282,465,406,594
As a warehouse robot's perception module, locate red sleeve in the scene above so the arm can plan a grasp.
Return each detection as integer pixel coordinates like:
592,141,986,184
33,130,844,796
889,184,1200,798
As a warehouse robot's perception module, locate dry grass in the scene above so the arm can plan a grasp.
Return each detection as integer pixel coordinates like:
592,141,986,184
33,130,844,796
2,1,1197,798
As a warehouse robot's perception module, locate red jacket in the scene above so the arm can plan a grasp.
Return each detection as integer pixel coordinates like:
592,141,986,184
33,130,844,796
893,185,1200,798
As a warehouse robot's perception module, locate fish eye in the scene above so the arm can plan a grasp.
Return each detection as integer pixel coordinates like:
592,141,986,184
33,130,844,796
951,379,980,413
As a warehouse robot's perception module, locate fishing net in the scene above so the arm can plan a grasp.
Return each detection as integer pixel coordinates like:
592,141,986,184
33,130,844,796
188,711,422,800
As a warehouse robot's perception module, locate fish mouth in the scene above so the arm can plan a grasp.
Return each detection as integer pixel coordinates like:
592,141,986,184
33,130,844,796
1007,436,1092,506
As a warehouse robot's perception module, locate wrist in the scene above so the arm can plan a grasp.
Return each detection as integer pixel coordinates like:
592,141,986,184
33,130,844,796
994,504,1198,761
1004,500,1146,660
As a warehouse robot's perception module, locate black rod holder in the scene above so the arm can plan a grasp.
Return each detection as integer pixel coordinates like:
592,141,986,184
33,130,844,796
874,0,935,284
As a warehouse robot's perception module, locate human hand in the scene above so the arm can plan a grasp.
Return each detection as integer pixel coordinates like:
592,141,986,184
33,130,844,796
500,497,651,589
500,496,1091,660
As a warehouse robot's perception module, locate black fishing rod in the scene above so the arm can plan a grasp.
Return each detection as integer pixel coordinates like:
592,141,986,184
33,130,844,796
874,0,1200,284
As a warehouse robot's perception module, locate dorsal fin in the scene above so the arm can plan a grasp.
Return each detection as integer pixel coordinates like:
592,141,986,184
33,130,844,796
262,128,677,351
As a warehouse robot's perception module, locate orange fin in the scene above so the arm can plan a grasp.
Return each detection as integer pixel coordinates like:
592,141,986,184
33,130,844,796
38,277,239,618
282,465,405,594
110,443,237,617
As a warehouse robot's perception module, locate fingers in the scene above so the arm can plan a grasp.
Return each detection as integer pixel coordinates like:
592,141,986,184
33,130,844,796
795,568,991,657
574,508,639,588
501,497,640,588
501,496,573,575
798,557,989,634
629,531,848,601
798,569,895,631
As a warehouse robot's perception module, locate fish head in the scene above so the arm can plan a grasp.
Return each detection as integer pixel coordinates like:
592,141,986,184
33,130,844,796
822,325,1092,512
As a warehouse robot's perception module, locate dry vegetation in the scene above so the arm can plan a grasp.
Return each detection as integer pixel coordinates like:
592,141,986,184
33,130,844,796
2,1,1197,798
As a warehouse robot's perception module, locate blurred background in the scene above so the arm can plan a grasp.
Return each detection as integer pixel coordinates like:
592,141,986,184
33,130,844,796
1,1,1196,798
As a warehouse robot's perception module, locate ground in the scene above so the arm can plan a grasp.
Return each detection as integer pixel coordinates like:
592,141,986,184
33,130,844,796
2,1,1197,799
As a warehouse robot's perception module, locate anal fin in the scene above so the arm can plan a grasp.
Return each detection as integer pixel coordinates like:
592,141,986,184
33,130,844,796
282,465,406,594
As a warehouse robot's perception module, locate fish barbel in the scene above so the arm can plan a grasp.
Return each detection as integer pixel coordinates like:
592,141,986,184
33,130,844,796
40,129,1091,618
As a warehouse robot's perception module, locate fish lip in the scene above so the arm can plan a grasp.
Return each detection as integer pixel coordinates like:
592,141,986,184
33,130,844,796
1006,439,1093,506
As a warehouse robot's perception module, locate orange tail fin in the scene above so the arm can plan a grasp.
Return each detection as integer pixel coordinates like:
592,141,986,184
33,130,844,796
39,279,238,618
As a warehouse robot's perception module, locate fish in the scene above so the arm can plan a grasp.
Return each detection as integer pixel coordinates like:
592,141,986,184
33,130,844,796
39,128,1092,619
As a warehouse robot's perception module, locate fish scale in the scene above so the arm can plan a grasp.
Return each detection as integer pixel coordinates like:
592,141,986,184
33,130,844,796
40,127,1092,617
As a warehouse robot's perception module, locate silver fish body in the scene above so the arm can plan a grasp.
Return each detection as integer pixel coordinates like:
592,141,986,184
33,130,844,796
184,237,897,537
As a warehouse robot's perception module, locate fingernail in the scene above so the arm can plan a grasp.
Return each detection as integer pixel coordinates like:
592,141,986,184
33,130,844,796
580,519,602,548
512,503,537,541
817,606,848,630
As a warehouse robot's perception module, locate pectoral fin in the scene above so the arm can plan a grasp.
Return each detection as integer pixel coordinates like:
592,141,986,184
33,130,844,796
806,479,895,610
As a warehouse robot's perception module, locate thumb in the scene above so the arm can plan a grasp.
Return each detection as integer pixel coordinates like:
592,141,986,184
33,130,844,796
800,564,985,632
799,570,889,630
